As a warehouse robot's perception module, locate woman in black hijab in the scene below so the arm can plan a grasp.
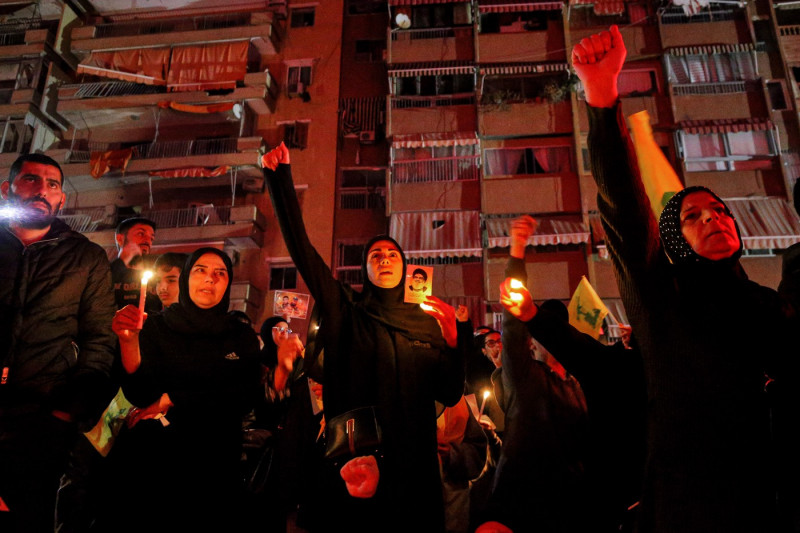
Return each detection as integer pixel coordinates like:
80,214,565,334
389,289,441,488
111,248,261,531
263,144,465,532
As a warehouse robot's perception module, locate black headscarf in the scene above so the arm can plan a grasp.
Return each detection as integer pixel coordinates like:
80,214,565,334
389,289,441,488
658,185,743,266
259,316,288,367
162,247,236,335
356,234,445,349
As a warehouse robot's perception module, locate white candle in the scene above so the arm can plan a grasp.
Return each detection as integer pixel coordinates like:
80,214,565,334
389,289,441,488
478,389,491,419
138,270,153,328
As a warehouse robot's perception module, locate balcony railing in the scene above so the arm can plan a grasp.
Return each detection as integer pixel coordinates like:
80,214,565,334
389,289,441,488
393,156,480,184
94,12,253,38
335,265,363,286
65,81,166,99
672,81,748,95
339,188,386,209
659,7,739,24
0,32,26,46
59,206,116,230
57,214,99,233
391,94,476,109
780,24,800,36
140,206,232,229
391,27,460,41
67,137,242,163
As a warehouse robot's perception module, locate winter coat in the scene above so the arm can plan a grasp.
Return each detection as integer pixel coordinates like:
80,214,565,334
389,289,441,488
0,218,116,428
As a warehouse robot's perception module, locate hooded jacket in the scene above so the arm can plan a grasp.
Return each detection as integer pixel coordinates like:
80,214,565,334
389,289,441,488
0,218,116,428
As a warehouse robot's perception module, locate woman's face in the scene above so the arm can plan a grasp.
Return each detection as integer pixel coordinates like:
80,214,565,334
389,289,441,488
187,252,229,309
679,191,739,261
366,240,404,289
272,321,290,346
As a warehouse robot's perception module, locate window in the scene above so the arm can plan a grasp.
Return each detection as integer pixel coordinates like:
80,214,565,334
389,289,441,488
484,146,574,177
282,121,310,150
0,120,33,154
335,241,367,286
355,40,385,62
286,62,313,95
394,73,474,96
679,129,777,172
479,11,556,34
481,72,570,104
393,144,480,183
568,4,630,30
767,81,789,111
618,68,658,96
269,266,297,290
666,52,757,85
339,168,386,209
290,7,316,27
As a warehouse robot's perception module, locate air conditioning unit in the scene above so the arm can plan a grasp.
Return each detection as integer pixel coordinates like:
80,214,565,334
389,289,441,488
359,130,376,144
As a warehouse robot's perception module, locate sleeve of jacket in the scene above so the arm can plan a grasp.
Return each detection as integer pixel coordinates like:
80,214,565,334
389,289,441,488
501,256,533,391
434,320,469,407
60,242,117,429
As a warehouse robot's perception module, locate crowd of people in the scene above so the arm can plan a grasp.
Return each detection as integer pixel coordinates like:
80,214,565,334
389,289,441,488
2,25,800,533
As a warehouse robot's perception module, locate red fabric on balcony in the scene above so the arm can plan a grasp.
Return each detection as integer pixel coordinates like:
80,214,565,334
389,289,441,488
679,118,773,134
148,166,231,178
156,101,236,114
478,0,563,12
485,216,590,247
569,0,626,15
390,211,482,258
166,41,248,92
391,131,478,148
89,148,133,179
77,48,169,85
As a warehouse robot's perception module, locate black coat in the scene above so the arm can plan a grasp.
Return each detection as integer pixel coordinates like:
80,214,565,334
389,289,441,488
588,104,795,533
265,163,465,532
0,218,116,428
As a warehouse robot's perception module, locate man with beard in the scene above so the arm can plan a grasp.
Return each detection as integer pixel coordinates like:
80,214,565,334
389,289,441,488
111,217,158,311
0,154,116,532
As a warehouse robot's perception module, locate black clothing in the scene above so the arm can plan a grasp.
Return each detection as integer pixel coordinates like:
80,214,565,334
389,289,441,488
506,256,647,531
0,218,116,533
588,103,793,533
110,258,161,313
265,163,465,531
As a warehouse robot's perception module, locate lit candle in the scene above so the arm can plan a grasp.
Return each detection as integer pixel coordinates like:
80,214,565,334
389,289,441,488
138,270,153,328
420,302,434,312
509,278,524,302
478,389,491,419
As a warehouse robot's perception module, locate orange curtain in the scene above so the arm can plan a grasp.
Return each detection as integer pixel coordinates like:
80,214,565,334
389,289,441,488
90,148,133,179
166,41,248,92
77,49,169,85
148,166,231,179
156,101,236,114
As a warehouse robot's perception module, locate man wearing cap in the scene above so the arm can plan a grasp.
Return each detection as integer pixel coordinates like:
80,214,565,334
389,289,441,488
0,153,116,532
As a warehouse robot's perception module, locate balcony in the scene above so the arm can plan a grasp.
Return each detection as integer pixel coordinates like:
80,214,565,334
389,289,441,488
477,25,566,63
80,203,266,249
389,154,480,213
57,70,278,128
387,94,477,136
671,83,766,122
387,27,474,63
479,99,572,137
658,7,749,48
229,281,264,318
71,11,279,56
779,25,800,63
0,19,53,59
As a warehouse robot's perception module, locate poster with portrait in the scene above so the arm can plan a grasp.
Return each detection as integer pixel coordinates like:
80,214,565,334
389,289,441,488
403,265,433,304
274,290,310,319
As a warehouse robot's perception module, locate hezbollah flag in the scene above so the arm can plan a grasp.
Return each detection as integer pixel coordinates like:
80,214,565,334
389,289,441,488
568,276,609,340
628,110,683,218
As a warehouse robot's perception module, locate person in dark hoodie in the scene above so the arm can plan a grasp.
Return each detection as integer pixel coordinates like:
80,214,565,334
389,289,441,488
262,142,466,532
110,248,261,532
572,26,797,533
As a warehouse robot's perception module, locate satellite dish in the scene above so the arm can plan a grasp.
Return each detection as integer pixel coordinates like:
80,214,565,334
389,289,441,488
232,103,243,119
395,12,411,29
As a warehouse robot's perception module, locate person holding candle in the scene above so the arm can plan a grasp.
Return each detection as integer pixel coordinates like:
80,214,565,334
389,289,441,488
476,216,590,533
108,248,261,531
262,142,466,532
110,217,159,312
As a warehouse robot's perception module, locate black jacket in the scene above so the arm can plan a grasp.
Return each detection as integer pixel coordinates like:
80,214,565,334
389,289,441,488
0,218,116,428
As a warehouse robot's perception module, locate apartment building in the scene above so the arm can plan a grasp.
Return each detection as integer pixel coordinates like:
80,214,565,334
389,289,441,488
3,0,800,334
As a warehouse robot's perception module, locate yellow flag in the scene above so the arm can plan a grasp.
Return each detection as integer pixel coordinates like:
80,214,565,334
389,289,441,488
628,110,684,218
568,276,609,339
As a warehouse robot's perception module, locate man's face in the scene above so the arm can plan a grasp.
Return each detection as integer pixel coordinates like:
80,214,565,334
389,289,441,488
117,223,155,256
366,240,403,289
0,162,65,229
155,266,180,307
680,191,739,261
411,273,426,290
482,333,502,368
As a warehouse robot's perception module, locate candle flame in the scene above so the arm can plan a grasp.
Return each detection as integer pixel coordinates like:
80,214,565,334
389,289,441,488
141,270,154,283
510,279,523,289
420,303,434,311
510,292,523,302
482,389,491,400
